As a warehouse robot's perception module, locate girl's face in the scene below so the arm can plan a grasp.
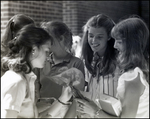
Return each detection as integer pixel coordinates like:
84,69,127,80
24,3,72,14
30,41,51,68
51,38,63,53
114,37,125,56
88,27,109,55
50,36,67,57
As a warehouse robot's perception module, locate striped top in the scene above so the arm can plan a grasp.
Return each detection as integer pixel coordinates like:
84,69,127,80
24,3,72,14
86,66,121,101
85,53,121,106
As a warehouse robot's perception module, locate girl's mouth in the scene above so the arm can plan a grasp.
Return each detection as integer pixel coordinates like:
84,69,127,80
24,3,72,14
92,44,100,48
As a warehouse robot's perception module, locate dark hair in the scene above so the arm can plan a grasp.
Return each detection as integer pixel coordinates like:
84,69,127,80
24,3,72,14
81,14,117,76
40,21,73,53
1,24,52,74
111,17,149,77
1,14,35,57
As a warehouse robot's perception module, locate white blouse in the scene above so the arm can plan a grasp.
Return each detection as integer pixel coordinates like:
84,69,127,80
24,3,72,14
1,70,38,118
117,67,149,118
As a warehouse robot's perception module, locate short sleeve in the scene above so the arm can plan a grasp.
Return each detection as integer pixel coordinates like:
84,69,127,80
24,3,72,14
117,67,143,99
71,57,85,77
1,71,26,112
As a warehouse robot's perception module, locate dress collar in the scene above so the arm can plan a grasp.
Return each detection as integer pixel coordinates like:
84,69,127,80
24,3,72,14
24,71,37,81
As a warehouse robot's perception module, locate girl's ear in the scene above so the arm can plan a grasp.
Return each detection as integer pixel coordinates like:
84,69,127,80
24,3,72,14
59,36,65,46
31,46,38,58
60,35,65,42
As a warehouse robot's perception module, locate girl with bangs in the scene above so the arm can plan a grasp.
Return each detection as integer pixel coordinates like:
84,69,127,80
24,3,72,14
111,16,149,118
74,14,121,118
75,15,149,118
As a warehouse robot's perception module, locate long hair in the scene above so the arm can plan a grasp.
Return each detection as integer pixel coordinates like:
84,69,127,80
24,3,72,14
81,14,117,76
111,17,149,81
40,21,73,53
1,14,35,57
1,24,52,74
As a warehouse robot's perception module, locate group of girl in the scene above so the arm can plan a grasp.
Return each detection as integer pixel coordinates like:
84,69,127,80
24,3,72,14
1,13,149,118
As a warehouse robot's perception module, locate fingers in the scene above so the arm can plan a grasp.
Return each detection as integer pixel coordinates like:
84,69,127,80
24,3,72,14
72,80,80,86
75,98,87,105
62,85,72,92
76,102,85,113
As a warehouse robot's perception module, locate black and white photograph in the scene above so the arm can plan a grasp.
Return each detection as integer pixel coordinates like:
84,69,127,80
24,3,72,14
1,1,149,118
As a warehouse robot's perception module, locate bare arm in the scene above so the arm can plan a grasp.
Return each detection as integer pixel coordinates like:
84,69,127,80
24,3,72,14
64,99,77,118
39,86,72,118
76,98,117,118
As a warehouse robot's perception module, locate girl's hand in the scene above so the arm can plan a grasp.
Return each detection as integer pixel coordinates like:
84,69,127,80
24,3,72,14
59,85,72,103
75,98,99,117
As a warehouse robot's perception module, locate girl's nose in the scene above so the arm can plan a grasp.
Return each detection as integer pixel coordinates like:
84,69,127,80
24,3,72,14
114,41,118,49
92,36,96,43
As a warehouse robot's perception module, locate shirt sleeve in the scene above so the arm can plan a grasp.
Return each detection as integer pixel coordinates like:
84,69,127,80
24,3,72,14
117,67,143,99
72,58,85,77
1,72,26,113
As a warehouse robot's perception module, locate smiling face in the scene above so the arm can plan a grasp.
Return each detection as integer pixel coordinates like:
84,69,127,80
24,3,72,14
88,27,109,56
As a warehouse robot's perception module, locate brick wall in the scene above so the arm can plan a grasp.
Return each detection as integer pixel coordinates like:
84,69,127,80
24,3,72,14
141,1,149,27
1,1,63,34
63,1,149,35
63,1,78,35
1,1,149,36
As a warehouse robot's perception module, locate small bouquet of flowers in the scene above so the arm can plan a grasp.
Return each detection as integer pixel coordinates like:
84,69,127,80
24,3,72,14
48,67,89,101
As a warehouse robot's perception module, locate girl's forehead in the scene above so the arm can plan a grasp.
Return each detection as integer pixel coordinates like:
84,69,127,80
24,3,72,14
88,27,107,34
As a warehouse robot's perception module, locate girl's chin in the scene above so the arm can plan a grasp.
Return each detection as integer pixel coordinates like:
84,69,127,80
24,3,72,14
92,48,99,52
119,51,123,55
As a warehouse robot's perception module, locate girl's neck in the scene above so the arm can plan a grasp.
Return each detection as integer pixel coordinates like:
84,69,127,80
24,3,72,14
53,52,69,64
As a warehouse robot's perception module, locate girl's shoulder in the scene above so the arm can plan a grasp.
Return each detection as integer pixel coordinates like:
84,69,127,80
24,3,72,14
119,67,143,82
117,67,147,99
2,70,26,84
69,55,84,66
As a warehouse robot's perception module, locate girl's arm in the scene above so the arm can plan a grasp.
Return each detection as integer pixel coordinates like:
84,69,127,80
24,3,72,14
76,98,117,118
64,99,77,118
39,86,72,118
120,73,144,118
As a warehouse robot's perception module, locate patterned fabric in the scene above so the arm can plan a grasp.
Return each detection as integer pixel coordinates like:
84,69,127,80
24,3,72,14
84,51,121,108
86,52,121,99
88,67,120,101
50,68,85,88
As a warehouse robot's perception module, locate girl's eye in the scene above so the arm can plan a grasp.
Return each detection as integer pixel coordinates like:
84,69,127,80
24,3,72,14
117,41,122,44
97,36,102,39
115,39,123,44
89,35,93,38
